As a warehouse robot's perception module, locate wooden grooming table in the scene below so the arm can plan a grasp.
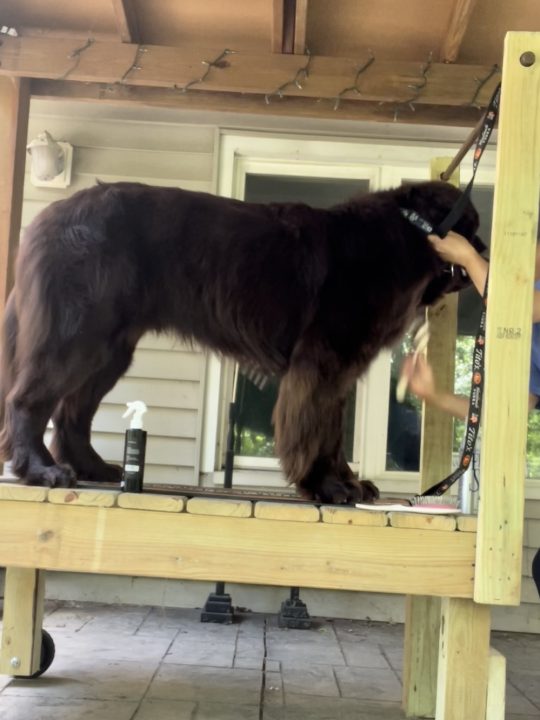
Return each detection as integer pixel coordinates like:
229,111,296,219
0,482,502,720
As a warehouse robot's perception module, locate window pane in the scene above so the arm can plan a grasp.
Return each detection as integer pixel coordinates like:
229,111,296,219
233,174,370,461
387,333,421,471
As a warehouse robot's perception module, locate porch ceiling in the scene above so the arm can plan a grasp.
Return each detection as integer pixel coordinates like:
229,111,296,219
0,1,539,126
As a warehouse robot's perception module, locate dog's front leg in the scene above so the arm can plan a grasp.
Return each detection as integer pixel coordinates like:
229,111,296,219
273,341,378,505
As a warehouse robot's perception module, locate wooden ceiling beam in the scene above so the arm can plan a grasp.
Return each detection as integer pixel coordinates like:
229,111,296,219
30,79,490,129
294,0,308,55
0,36,501,109
271,0,284,53
272,0,309,54
440,0,478,63
111,0,140,44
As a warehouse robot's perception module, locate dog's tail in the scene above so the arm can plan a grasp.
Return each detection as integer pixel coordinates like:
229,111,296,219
0,292,18,460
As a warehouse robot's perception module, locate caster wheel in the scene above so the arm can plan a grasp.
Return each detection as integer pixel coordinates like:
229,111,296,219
20,629,55,679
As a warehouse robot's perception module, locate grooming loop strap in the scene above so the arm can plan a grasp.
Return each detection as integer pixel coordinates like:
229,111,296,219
435,83,501,238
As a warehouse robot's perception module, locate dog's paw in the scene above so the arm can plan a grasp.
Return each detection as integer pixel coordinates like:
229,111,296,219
77,462,123,484
20,463,77,488
355,479,380,502
301,474,380,505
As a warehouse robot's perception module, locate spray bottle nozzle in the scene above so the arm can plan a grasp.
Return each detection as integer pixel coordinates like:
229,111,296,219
122,400,147,430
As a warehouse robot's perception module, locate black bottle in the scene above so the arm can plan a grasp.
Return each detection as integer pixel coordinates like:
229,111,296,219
121,401,147,493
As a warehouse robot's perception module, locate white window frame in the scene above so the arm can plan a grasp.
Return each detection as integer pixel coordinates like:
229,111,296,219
200,131,540,498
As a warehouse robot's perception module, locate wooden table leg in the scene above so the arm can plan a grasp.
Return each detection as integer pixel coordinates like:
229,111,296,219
0,567,45,676
436,597,491,720
402,595,440,718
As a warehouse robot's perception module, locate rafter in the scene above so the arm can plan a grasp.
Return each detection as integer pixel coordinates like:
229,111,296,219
272,0,284,53
0,36,500,110
111,0,140,44
272,0,309,54
294,0,308,55
440,0,478,63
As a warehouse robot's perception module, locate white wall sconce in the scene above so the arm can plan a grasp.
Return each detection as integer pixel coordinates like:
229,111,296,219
26,131,73,188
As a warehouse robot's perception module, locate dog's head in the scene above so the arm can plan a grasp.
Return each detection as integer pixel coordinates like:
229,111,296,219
396,181,486,304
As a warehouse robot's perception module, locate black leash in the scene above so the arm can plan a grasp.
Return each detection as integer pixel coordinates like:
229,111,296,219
400,82,501,498
421,278,488,497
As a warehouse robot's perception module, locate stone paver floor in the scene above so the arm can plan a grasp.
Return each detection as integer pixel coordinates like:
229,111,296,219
0,601,539,719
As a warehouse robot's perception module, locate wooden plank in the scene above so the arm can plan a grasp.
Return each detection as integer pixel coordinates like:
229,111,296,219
0,76,29,315
389,512,457,532
48,488,119,507
282,0,296,54
403,157,459,720
186,497,252,518
436,598,490,720
117,492,186,512
0,36,501,108
294,0,308,55
486,647,506,720
320,505,387,527
0,483,47,503
475,32,540,606
111,0,140,43
440,0,479,63
30,80,488,128
457,515,477,532
0,500,477,596
402,595,440,717
271,0,285,53
0,568,45,676
254,501,319,522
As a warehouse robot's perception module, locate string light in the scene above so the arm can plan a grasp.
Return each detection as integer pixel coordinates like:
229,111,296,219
332,53,375,111
265,48,312,103
174,49,236,93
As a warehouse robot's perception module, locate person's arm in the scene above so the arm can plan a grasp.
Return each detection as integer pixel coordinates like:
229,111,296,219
427,231,488,297
400,353,468,420
429,230,540,322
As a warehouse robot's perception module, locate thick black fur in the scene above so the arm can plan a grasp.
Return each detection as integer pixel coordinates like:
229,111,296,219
0,180,482,503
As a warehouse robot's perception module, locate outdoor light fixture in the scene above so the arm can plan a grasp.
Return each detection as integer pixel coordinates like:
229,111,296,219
26,131,73,188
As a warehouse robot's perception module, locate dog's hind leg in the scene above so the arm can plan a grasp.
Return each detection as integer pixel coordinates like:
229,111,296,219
273,335,379,505
50,336,139,483
5,372,78,488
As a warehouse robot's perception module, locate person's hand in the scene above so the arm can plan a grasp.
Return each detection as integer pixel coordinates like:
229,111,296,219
427,230,477,268
399,353,436,402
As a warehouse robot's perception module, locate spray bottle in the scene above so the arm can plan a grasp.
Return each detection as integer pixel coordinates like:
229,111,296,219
121,400,147,493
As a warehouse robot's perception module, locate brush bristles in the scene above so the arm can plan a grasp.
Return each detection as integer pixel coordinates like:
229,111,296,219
410,495,459,507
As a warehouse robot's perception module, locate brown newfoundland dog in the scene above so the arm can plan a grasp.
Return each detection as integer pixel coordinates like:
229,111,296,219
0,180,482,503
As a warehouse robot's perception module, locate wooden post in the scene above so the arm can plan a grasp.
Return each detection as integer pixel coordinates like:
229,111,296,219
0,76,29,316
436,597,491,720
402,158,459,718
0,567,45,676
486,648,506,720
475,32,540,605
